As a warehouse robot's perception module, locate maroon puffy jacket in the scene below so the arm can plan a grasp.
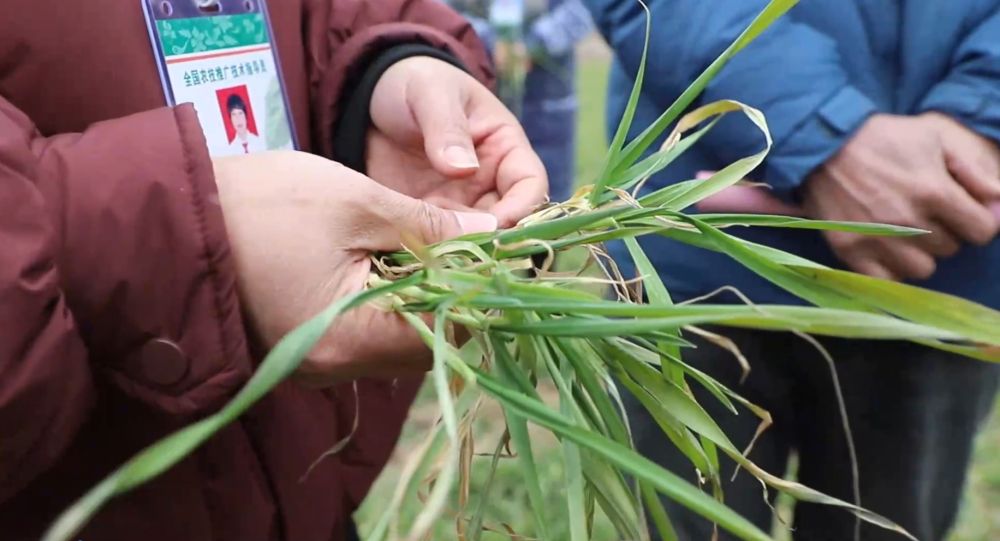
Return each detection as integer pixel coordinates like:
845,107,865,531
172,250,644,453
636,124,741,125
0,1,490,539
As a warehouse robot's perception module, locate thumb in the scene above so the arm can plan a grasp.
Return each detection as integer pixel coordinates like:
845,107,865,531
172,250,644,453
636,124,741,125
409,83,480,177
364,185,498,251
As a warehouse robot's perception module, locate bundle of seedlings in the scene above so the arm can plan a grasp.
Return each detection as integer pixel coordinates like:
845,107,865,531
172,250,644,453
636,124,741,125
45,1,1000,540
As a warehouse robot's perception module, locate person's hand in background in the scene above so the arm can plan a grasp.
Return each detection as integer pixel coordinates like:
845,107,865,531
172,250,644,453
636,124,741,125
214,151,498,387
924,112,1000,212
365,56,547,228
698,114,1000,281
802,114,1000,280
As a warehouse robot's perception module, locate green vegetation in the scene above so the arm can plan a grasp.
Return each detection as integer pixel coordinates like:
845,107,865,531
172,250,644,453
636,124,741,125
45,3,1000,540
357,37,1000,541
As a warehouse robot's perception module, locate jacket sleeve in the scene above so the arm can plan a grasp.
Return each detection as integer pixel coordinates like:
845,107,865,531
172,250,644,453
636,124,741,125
0,99,250,502
918,7,1000,142
586,0,878,192
306,0,495,157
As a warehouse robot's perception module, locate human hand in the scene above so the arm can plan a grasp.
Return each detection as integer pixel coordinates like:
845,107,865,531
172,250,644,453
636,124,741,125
923,112,1000,209
366,56,547,228
213,151,498,386
695,171,805,216
801,114,1000,281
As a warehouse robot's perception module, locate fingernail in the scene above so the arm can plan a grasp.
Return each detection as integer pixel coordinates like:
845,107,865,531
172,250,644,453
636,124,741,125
455,211,497,234
443,145,480,169
695,170,714,180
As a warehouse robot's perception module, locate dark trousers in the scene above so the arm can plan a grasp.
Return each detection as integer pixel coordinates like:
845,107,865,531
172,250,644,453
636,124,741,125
625,329,1000,541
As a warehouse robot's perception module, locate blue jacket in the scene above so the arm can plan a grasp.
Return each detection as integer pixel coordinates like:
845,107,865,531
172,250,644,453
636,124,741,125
587,0,1000,308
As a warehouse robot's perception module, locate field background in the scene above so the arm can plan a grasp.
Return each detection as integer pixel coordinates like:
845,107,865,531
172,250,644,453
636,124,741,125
355,37,1000,541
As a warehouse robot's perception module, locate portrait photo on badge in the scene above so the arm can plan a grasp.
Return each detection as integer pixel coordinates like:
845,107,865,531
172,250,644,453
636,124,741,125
216,84,264,154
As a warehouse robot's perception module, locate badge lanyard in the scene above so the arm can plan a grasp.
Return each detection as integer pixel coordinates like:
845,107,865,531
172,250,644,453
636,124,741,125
142,0,298,157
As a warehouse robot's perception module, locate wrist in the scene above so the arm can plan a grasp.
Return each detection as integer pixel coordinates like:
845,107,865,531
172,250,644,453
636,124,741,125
766,85,877,194
333,46,466,173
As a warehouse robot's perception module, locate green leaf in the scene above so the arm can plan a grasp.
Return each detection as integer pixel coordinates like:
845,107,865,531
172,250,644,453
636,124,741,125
486,303,963,342
557,358,588,541
660,102,771,211
596,115,720,204
613,0,798,171
786,265,1000,347
490,334,551,540
591,0,652,204
623,236,683,375
471,365,773,541
683,213,923,236
43,274,425,541
405,308,461,540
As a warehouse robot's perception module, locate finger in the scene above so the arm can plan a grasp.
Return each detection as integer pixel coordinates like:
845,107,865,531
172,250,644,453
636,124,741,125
490,148,549,227
829,231,897,280
944,145,1000,202
928,179,1000,246
422,195,478,213
877,240,937,281
695,185,806,216
912,220,961,258
360,180,498,251
846,256,896,281
407,75,480,177
474,191,501,211
488,134,548,227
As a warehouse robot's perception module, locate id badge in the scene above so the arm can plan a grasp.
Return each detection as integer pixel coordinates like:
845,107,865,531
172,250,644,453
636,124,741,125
143,0,297,157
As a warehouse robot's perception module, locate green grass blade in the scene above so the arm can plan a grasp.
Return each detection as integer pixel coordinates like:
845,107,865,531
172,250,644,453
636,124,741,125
786,265,1000,347
595,115,720,205
659,103,771,211
467,433,509,541
659,228,825,268
685,217,863,309
486,302,963,341
694,214,924,236
680,217,1000,350
43,274,425,541
582,456,647,540
490,334,551,540
623,236,683,376
613,0,798,172
470,366,773,541
591,0,652,204
557,356,588,541
641,481,680,541
601,339,915,540
405,308,461,540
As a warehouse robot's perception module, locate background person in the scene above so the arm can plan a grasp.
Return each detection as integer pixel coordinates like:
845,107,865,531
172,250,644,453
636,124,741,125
586,0,1000,539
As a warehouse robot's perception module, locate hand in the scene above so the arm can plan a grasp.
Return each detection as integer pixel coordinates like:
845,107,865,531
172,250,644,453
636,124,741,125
924,112,1000,207
802,114,1000,281
695,171,805,216
214,151,497,386
365,56,547,228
